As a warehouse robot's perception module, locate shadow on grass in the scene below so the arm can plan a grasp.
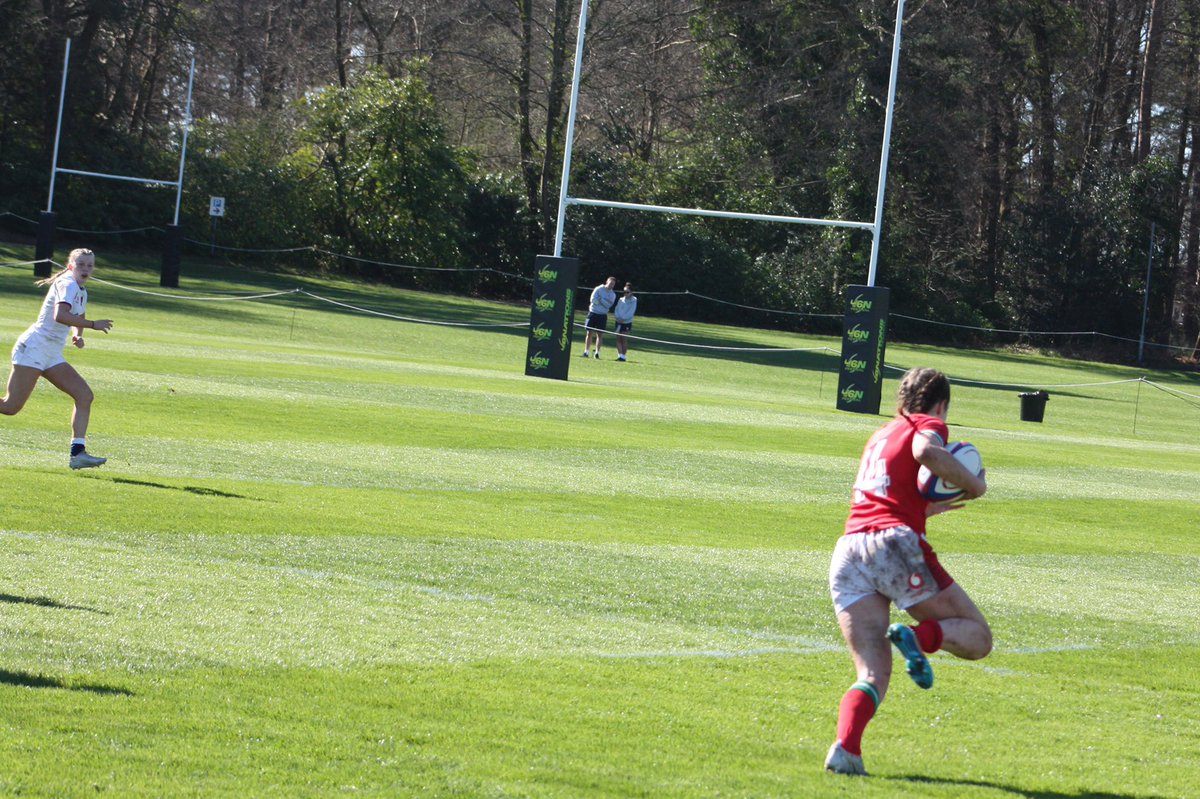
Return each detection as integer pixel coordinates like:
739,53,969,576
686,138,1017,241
888,774,1163,799
0,668,132,696
81,474,254,500
0,593,109,614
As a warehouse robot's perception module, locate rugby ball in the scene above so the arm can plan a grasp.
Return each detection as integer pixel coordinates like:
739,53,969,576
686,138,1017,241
917,441,983,502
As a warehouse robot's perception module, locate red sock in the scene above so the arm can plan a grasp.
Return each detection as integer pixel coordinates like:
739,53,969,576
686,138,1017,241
835,682,879,756
913,619,944,653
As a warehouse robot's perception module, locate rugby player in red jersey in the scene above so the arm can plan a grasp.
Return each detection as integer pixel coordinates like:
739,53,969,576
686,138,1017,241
824,367,991,776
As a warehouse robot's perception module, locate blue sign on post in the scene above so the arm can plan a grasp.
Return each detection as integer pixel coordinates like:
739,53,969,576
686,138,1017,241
836,285,890,415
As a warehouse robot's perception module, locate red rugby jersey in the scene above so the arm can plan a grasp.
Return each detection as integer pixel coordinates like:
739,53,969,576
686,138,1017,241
844,413,948,536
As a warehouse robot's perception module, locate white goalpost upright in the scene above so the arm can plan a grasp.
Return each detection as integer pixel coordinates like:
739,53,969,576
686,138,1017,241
39,38,196,286
552,0,907,289
536,0,907,412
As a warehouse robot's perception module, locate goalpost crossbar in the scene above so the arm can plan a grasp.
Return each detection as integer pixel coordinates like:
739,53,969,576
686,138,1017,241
565,197,875,231
54,168,180,188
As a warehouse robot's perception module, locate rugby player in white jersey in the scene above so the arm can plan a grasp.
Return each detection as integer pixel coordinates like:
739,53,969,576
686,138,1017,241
1,248,113,469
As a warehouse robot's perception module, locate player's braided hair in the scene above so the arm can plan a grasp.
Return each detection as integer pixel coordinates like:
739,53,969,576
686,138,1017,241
896,367,950,416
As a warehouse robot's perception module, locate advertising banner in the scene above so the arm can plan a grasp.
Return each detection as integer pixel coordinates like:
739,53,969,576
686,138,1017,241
525,255,580,380
835,285,890,414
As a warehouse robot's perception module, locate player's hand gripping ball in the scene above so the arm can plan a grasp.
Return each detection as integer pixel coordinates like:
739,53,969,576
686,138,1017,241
917,441,983,502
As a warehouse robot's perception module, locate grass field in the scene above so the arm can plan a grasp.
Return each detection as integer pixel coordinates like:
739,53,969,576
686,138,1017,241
1,244,1198,798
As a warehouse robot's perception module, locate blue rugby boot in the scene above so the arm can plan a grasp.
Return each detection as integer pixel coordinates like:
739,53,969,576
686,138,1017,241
888,623,933,689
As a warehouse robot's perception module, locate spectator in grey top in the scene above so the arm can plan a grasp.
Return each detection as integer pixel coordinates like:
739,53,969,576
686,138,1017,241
581,276,617,359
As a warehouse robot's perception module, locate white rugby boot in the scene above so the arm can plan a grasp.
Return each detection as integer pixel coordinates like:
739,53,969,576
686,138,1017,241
69,451,107,470
824,741,867,776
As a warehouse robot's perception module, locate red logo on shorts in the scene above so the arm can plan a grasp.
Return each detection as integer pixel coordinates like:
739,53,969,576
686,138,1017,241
908,573,924,589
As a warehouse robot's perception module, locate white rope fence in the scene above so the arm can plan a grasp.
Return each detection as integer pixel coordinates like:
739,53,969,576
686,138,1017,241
883,361,1166,391
580,324,835,353
0,211,1165,346
891,312,1186,352
89,276,301,302
1,211,1197,354
1143,379,1200,403
5,254,1199,413
301,290,528,329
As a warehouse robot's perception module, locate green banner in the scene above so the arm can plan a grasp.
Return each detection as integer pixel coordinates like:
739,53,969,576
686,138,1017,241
525,255,580,380
836,285,890,414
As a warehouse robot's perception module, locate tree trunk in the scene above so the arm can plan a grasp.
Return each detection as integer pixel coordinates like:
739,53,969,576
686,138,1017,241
539,0,573,251
1185,117,1200,345
334,0,349,88
1113,1,1151,162
1083,0,1119,167
516,0,540,227
1029,10,1056,195
1136,0,1165,162
104,0,151,127
979,91,1003,298
39,0,70,149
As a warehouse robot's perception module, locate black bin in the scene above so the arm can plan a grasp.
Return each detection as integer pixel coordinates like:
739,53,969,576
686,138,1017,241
1019,390,1049,422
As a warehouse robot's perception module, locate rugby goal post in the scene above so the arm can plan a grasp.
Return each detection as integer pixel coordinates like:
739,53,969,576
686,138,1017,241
40,38,195,287
526,0,907,414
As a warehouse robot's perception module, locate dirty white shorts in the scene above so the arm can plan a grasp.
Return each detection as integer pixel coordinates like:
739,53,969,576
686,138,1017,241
11,336,66,371
829,526,943,614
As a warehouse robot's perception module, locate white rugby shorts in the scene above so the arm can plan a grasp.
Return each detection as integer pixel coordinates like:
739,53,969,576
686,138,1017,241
11,336,66,371
829,526,940,614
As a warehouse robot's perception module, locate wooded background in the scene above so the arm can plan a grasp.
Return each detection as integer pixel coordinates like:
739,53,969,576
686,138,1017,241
1,1,1197,357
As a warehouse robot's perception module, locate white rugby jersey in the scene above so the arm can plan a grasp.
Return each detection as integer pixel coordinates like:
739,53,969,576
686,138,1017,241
17,274,86,350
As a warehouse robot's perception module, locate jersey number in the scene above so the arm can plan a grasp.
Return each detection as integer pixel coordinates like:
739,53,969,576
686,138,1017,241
853,437,890,504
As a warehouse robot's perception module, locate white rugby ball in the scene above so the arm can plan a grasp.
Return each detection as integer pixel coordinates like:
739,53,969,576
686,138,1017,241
917,441,983,502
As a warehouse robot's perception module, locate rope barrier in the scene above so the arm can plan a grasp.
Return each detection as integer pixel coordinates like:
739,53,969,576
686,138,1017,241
882,361,1152,390
1142,379,1200,403
6,247,1198,395
575,288,840,319
890,313,1098,337
315,248,521,277
60,225,162,235
299,290,529,328
182,239,315,254
2,208,1196,352
88,276,301,302
29,267,839,349
582,325,836,353
677,290,841,318
891,313,1193,353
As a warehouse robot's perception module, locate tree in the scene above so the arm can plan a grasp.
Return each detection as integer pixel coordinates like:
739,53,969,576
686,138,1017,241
299,66,472,276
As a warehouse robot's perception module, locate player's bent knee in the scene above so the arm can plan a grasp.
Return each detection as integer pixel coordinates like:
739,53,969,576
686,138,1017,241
964,623,993,660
